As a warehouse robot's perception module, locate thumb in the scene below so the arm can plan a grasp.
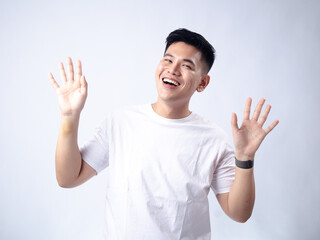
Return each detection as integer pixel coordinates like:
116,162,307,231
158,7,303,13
80,75,87,87
231,112,239,133
80,75,87,94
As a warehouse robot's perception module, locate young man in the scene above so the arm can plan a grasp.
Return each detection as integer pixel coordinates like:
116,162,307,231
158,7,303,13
49,29,279,239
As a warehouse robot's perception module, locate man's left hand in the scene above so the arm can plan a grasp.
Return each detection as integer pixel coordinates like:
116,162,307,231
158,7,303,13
231,98,279,161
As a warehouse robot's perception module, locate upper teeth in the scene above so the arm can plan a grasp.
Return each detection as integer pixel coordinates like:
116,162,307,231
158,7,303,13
163,78,179,86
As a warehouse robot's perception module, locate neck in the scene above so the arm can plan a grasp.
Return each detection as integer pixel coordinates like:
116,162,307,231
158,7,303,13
152,99,191,119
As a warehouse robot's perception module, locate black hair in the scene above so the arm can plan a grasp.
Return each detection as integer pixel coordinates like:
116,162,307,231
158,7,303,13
165,28,215,73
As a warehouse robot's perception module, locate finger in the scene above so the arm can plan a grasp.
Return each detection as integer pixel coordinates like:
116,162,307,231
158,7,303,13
258,104,271,126
264,120,279,134
243,97,252,121
252,98,265,121
231,112,239,133
59,62,67,83
67,57,74,82
48,72,60,90
76,60,82,81
80,75,88,94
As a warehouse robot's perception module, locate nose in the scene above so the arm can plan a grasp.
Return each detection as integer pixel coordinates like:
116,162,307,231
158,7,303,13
167,62,180,76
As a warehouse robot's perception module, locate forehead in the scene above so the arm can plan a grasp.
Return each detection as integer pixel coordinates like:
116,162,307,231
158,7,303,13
165,42,202,63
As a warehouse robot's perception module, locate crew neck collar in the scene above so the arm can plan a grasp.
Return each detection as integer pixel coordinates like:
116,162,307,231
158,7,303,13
146,104,196,123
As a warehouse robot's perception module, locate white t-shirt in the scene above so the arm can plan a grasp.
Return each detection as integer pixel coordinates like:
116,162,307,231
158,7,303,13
80,104,235,240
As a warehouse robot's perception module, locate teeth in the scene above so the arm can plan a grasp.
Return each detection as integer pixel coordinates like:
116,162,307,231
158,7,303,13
163,78,179,86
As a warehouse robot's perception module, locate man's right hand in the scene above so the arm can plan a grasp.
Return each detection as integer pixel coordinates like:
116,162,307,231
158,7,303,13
49,57,87,118
49,57,95,188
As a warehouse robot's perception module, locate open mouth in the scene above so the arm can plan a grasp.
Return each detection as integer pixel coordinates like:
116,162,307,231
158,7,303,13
162,78,180,86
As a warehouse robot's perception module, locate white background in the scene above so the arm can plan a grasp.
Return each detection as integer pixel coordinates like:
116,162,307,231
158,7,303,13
1,0,319,239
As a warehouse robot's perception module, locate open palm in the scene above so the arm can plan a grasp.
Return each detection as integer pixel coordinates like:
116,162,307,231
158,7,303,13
231,98,279,160
49,57,87,117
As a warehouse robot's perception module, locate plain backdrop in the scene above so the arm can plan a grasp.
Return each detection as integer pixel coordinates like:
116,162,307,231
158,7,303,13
1,0,319,239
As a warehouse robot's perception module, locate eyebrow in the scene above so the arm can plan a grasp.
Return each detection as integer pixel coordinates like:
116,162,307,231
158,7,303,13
164,53,196,67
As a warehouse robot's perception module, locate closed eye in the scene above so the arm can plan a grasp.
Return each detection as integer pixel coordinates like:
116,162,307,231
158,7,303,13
183,64,192,70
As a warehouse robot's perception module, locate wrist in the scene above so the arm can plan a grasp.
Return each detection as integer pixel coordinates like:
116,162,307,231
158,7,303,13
61,113,81,121
235,152,255,161
60,115,80,135
235,158,254,169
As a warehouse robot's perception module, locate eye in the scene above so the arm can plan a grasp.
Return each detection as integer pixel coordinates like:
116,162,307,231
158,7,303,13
182,64,192,70
164,58,172,63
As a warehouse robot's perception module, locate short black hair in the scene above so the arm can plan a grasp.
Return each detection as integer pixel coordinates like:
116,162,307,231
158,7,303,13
165,28,215,73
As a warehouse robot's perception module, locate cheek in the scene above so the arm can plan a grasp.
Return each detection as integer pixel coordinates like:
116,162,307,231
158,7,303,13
184,72,196,84
155,64,167,78
155,66,164,87
185,76,201,91
155,64,162,75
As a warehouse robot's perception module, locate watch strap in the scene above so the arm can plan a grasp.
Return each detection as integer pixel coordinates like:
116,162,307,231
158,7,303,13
235,158,254,169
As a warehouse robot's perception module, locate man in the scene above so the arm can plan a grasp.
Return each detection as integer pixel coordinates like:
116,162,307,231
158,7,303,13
49,28,279,239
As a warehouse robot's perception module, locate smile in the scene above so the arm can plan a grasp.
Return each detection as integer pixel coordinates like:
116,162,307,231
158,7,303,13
162,78,180,86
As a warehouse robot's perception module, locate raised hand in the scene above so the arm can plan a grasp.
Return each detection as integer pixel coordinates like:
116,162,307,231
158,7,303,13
49,57,87,118
231,98,279,161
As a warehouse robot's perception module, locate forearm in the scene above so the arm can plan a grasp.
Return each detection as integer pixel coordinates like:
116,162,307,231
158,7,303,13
55,115,82,187
224,97,278,222
227,166,255,222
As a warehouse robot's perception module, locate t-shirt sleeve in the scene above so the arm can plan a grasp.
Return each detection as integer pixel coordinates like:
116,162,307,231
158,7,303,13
210,141,235,195
80,118,109,174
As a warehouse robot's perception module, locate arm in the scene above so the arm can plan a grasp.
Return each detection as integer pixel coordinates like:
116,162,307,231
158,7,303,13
49,57,96,188
217,98,279,222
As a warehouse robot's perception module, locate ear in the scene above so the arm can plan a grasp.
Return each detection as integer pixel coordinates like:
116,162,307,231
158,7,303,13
196,75,210,92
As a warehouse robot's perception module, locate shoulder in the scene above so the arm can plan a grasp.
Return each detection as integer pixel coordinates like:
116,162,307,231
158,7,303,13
191,113,229,141
98,104,150,127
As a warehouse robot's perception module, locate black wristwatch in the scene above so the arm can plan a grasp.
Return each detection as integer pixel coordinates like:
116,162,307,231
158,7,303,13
235,158,254,169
